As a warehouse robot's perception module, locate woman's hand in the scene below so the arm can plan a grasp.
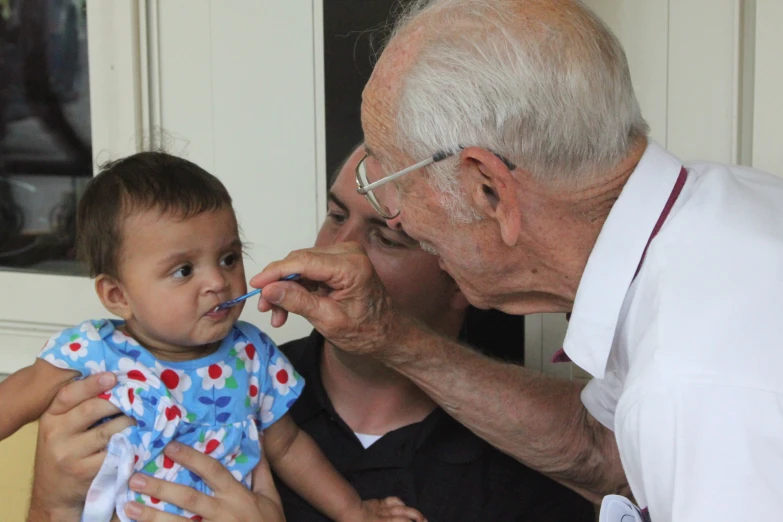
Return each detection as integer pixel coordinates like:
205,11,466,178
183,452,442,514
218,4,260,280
124,442,285,522
27,372,133,522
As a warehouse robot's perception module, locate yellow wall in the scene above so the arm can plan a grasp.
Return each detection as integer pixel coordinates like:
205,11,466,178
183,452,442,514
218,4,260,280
0,423,37,522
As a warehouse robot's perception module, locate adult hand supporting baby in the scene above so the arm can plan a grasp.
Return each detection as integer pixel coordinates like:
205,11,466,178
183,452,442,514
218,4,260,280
27,372,134,522
251,242,411,363
124,442,285,522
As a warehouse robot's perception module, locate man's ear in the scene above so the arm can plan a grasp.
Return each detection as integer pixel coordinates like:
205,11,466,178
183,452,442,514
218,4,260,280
460,147,522,246
95,274,132,320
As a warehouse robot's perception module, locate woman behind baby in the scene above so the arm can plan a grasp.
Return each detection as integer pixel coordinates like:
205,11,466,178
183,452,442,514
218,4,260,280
0,152,424,522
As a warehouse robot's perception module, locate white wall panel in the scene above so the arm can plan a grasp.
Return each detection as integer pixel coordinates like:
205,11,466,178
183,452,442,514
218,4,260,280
585,0,669,145
155,0,319,343
752,0,783,176
157,0,215,170
667,0,739,164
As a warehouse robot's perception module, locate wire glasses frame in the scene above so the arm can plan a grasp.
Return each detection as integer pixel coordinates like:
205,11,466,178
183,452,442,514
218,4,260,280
355,149,456,219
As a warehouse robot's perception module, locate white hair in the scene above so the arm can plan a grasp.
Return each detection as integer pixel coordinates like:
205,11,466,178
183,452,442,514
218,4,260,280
388,0,649,220
419,240,439,255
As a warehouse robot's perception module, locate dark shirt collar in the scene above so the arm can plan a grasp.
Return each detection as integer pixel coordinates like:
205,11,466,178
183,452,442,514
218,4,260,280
280,330,484,465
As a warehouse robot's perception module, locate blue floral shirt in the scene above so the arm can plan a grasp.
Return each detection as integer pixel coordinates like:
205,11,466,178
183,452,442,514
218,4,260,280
39,319,304,519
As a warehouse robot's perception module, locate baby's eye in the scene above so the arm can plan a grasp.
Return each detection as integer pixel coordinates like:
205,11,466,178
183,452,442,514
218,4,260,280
221,253,238,267
173,264,193,279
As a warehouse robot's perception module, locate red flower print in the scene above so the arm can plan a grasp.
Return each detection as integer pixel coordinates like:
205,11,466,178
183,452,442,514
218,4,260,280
268,357,298,396
197,362,233,390
156,366,192,402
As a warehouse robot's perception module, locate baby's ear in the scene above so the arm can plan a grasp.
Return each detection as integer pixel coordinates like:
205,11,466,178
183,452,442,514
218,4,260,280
95,275,132,320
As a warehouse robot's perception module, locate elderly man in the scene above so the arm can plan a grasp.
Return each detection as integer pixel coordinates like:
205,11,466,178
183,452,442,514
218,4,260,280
253,1,783,521
275,145,593,521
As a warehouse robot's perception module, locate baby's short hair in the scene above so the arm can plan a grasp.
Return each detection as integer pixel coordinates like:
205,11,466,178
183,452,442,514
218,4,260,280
76,151,233,278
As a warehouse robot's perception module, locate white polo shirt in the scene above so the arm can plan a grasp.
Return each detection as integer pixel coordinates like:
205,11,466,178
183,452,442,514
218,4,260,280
564,141,783,521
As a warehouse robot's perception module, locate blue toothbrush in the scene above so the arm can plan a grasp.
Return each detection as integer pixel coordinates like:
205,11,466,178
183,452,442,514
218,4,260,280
213,273,301,311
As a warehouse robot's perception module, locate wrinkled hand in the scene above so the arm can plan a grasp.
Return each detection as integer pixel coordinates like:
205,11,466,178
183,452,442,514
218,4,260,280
28,372,133,522
250,242,407,359
124,442,284,522
354,497,427,522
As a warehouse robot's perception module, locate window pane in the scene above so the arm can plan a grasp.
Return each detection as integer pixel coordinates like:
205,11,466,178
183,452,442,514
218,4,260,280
0,0,90,275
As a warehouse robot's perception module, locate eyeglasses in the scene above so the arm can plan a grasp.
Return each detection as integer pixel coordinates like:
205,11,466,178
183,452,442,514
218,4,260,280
355,149,457,220
355,148,517,220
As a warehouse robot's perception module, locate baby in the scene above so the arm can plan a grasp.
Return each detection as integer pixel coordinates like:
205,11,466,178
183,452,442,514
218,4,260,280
0,152,423,522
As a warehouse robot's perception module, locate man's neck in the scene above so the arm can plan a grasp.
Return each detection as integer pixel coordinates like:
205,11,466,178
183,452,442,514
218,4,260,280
320,340,436,436
560,138,649,295
502,138,648,315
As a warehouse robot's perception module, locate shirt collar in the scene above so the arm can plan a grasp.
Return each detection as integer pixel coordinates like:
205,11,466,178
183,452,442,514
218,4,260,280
285,330,483,464
563,141,683,378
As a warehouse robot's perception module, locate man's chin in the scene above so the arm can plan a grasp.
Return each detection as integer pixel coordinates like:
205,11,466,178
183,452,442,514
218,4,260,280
461,289,492,310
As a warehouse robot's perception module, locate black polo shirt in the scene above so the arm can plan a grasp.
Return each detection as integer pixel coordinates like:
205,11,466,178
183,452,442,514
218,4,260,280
273,331,595,522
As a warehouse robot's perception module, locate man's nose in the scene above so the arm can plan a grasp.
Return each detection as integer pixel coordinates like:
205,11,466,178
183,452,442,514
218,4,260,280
334,221,363,244
385,214,404,231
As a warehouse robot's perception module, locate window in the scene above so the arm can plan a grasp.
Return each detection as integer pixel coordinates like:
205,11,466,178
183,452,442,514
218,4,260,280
0,0,90,274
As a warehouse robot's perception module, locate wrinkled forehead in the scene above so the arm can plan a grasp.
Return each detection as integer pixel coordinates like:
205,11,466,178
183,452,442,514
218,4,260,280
361,24,428,166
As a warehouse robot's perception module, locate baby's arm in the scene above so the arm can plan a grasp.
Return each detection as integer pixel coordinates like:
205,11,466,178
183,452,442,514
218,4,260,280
263,413,363,521
0,359,79,440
